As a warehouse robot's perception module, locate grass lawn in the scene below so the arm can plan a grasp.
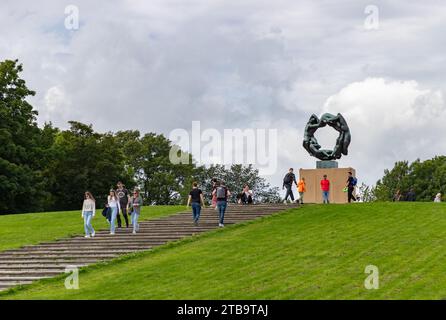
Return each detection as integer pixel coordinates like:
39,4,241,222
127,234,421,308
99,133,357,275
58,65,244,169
0,205,185,252
2,202,446,299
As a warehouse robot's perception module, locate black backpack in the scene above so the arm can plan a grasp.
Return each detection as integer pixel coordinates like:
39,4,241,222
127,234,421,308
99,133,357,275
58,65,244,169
283,173,292,184
216,186,227,199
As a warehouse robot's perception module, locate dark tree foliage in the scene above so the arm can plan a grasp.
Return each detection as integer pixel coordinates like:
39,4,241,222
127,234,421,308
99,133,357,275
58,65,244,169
0,59,50,213
0,59,283,213
375,157,446,202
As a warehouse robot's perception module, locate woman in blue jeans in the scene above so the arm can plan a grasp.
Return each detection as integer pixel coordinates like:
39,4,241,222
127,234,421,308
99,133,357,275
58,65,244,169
107,189,121,235
187,182,205,226
129,189,143,234
212,181,231,227
82,191,96,238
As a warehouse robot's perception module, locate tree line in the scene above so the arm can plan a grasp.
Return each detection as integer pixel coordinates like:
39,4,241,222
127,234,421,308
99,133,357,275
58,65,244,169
374,157,446,202
0,59,279,214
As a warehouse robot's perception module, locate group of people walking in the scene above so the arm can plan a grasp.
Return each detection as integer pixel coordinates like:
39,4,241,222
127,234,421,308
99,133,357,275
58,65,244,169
81,170,359,237
187,180,231,227
81,181,143,238
282,168,358,204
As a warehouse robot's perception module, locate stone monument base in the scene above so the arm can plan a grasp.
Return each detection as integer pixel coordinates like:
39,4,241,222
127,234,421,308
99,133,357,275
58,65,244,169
316,160,338,169
299,167,356,204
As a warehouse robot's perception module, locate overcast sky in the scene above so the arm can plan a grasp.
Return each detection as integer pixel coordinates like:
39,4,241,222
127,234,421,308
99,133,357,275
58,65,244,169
2,0,446,193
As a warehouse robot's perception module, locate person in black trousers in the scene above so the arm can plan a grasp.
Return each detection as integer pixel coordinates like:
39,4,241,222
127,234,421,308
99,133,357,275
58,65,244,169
346,172,357,203
282,168,298,203
115,181,130,228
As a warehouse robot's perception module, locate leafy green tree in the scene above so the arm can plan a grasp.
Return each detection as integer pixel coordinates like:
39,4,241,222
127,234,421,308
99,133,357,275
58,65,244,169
375,157,446,201
46,121,131,210
0,59,49,213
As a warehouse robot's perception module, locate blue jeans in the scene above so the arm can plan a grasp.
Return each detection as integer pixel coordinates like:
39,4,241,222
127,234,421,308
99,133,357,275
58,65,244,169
110,207,118,233
83,211,94,235
217,201,227,224
131,211,140,232
191,202,201,223
322,191,330,204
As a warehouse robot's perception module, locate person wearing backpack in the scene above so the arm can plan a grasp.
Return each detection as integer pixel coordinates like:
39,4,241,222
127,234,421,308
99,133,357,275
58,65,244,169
282,168,297,204
212,181,231,227
346,172,357,203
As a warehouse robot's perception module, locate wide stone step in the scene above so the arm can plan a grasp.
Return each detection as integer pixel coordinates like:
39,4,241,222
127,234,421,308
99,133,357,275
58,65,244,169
0,276,51,281
0,264,88,269
0,254,118,259
21,245,153,250
0,270,64,276
40,240,168,245
0,259,100,264
1,249,139,255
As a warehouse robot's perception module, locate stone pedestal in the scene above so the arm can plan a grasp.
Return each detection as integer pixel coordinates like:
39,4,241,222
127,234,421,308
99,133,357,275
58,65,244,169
316,160,338,169
299,167,356,204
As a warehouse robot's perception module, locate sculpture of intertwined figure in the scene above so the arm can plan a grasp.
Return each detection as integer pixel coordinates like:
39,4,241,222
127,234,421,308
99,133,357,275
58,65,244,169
302,113,351,161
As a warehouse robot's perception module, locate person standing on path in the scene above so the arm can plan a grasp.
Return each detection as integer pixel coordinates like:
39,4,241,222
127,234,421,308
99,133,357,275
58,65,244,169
82,191,96,238
346,172,357,203
129,189,143,234
115,181,130,228
320,175,330,204
187,182,205,226
434,193,442,203
283,168,298,204
213,181,231,227
297,177,306,205
108,189,121,235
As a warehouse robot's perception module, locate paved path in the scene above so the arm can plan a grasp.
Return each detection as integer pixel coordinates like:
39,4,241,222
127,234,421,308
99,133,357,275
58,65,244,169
0,204,298,292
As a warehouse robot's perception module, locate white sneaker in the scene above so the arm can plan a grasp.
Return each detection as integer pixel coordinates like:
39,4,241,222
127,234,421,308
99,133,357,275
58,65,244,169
110,232,115,235
132,230,136,234
91,231,95,237
84,235,90,238
219,223,224,227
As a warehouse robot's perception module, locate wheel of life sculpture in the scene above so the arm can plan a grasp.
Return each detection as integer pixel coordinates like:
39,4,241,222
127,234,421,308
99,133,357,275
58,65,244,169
302,113,351,161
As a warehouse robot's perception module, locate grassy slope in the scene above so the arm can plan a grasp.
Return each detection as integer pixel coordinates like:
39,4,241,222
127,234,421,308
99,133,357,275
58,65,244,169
2,203,446,300
0,206,185,252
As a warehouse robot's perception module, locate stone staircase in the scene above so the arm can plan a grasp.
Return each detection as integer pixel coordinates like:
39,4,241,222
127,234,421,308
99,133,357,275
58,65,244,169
0,204,298,292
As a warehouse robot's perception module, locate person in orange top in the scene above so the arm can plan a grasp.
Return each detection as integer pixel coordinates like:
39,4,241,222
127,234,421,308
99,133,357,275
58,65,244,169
320,175,330,204
297,177,306,205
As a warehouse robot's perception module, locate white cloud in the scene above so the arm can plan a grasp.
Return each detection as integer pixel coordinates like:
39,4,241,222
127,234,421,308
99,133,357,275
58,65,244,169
323,77,446,184
2,0,446,192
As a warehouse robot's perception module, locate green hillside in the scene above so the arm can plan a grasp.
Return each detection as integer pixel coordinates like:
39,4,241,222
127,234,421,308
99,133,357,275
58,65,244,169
2,203,446,299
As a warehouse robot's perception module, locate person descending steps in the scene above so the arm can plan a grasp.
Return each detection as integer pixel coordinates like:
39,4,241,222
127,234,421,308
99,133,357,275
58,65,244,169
129,189,143,234
81,191,96,238
107,189,121,235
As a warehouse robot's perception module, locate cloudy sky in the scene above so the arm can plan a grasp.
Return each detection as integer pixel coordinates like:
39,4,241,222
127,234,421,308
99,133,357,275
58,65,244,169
2,0,446,192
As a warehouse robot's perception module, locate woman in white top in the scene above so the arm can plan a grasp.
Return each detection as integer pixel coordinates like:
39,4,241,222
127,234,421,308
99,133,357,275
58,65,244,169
82,191,96,238
434,193,442,203
108,189,121,235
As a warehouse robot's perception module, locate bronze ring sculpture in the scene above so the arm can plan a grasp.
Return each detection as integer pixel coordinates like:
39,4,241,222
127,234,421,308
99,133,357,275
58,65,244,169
303,113,351,161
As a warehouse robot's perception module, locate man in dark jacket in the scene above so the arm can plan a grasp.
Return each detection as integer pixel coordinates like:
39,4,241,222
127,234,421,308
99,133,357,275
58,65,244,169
283,168,298,203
